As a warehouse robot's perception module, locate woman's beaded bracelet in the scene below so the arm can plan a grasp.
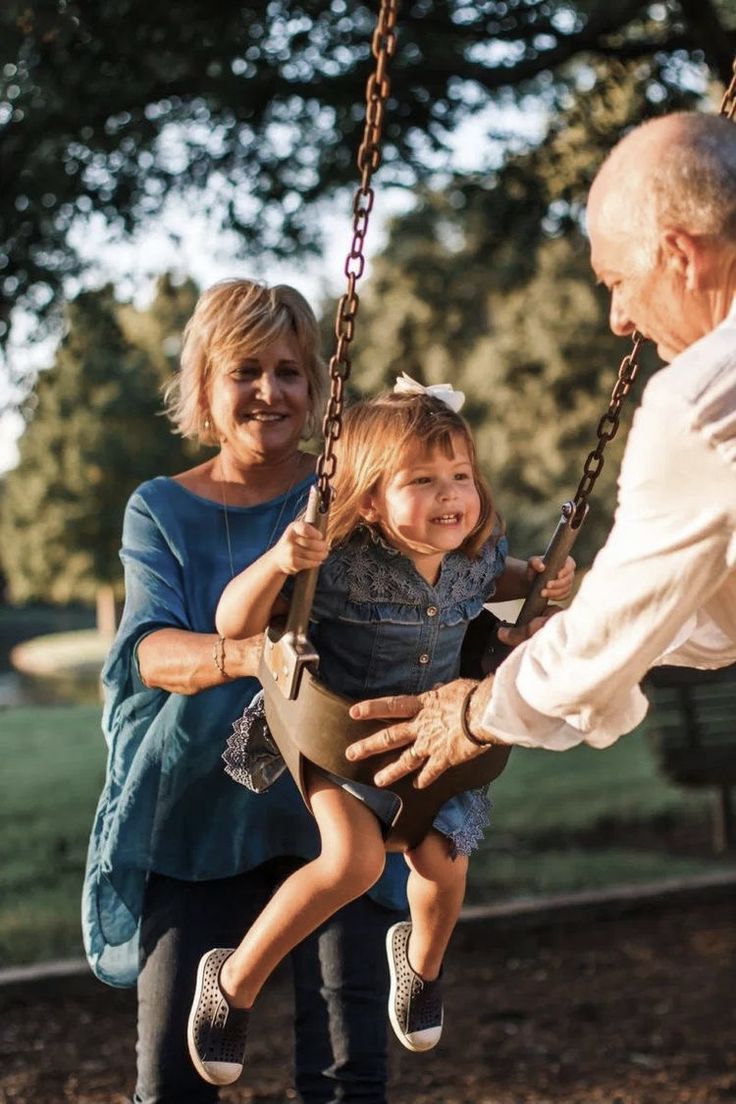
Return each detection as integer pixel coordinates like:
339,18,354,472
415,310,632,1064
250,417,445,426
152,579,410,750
213,634,231,680
460,685,490,749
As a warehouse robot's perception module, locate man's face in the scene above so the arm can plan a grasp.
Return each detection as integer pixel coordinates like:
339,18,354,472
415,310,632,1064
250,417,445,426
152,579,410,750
587,181,703,363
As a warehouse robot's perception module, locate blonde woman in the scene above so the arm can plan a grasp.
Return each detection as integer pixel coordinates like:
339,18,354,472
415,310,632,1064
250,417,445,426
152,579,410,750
83,279,410,1104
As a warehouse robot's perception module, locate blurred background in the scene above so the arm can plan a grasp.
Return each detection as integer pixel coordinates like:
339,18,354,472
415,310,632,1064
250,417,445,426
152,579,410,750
1,0,735,970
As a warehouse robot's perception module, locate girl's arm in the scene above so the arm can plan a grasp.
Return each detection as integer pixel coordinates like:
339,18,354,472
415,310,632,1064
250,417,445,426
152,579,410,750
493,555,576,603
216,520,328,639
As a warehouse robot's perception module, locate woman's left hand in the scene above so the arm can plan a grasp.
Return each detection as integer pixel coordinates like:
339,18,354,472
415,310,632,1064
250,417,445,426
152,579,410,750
529,554,576,602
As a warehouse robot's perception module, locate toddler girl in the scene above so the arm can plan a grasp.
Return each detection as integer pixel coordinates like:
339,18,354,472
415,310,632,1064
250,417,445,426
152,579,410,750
187,379,574,1086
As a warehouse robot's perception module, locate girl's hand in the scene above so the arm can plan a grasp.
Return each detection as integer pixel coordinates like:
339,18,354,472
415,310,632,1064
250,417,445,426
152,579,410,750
527,554,576,602
273,520,329,575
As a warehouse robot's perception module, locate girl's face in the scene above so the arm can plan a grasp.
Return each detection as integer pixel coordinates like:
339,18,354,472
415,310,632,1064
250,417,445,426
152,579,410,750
207,334,310,465
362,434,481,581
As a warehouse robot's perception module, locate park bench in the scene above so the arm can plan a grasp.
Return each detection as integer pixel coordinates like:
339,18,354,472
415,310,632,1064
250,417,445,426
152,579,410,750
644,663,736,852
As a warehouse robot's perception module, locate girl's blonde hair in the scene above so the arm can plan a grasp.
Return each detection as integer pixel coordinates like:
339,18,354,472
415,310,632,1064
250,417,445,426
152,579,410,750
326,392,500,559
164,278,328,445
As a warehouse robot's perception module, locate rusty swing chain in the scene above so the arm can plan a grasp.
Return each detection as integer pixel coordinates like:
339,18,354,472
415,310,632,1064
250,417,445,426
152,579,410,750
314,0,399,514
720,56,736,119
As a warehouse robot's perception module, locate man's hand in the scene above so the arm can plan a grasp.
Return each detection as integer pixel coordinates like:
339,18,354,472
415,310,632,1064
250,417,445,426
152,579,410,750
346,677,497,789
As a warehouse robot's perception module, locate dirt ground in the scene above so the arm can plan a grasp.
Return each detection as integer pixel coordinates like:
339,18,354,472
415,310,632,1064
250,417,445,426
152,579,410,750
1,893,734,1104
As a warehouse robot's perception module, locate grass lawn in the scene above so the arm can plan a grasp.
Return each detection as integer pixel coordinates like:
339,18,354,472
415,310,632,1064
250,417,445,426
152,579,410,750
468,733,724,901
0,705,106,966
0,703,728,967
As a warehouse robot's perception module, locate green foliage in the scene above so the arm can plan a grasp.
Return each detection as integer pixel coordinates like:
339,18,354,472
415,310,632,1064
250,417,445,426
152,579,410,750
0,278,200,603
1,0,734,347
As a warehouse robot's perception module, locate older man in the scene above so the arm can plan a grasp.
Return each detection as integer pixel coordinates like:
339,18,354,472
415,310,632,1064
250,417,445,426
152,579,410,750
346,111,736,787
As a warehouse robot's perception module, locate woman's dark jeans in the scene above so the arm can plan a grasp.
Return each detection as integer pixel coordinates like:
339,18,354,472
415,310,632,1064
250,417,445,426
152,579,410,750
134,858,405,1104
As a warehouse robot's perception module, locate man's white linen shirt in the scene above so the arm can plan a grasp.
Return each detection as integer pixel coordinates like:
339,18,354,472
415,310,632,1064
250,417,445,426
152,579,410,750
479,300,736,751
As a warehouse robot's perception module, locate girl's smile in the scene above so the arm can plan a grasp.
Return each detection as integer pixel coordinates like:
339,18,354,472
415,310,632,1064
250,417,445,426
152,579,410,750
362,435,482,583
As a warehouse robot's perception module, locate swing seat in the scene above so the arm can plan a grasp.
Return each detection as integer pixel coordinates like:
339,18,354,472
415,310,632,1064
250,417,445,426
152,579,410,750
259,620,511,852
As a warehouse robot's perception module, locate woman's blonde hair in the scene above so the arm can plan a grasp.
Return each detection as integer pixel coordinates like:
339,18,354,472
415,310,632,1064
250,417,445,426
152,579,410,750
164,278,328,445
326,392,500,559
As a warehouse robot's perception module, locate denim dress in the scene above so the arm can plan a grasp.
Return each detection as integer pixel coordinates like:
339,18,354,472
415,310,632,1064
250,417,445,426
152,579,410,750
225,526,508,856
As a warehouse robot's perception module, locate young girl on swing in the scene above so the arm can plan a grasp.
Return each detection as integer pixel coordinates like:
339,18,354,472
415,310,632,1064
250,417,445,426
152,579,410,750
187,378,575,1086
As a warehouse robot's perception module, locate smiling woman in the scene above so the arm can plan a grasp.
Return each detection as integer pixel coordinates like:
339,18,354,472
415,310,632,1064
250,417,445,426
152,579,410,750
81,277,411,1104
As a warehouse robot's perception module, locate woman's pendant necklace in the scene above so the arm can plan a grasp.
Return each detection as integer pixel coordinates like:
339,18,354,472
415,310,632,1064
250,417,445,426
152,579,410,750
218,458,306,580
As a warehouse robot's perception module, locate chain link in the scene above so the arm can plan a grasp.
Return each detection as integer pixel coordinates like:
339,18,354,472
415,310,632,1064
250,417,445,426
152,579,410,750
571,331,645,519
315,0,399,511
720,57,736,120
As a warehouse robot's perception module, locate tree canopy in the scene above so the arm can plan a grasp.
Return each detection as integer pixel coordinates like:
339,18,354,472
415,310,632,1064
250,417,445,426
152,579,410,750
2,0,734,355
0,276,199,604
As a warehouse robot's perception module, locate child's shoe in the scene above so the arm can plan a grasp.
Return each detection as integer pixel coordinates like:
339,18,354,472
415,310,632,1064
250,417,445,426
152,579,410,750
187,947,250,1085
386,921,443,1051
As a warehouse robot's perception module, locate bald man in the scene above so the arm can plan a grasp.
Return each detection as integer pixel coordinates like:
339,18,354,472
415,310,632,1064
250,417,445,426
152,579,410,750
346,111,736,786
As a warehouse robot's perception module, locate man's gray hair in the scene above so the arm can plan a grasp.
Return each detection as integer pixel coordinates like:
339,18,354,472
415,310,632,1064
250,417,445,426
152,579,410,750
649,113,736,240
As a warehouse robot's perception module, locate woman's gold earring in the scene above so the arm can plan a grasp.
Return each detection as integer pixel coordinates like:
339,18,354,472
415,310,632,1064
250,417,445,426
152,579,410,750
203,416,211,432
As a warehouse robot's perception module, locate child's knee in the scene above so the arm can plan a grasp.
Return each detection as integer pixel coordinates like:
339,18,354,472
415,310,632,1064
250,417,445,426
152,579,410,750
407,831,467,886
323,838,385,895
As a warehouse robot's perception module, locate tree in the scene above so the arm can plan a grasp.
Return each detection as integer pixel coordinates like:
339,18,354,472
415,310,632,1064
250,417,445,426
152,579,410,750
0,280,199,609
1,0,734,360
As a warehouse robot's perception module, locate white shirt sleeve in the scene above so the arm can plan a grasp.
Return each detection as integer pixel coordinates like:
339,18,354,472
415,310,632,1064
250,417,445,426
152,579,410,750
478,384,736,751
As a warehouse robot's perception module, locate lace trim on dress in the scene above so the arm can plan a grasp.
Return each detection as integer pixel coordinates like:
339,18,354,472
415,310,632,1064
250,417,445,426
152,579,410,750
444,789,492,858
328,529,505,608
222,692,286,793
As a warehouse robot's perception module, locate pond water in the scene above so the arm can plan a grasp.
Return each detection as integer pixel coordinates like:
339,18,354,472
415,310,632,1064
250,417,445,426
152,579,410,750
0,668,102,708
0,605,100,708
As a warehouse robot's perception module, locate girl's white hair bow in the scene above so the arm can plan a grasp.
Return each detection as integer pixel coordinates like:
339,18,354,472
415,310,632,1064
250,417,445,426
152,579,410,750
393,372,465,413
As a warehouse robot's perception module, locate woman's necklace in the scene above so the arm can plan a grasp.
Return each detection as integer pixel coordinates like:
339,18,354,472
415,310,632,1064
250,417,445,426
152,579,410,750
218,458,306,580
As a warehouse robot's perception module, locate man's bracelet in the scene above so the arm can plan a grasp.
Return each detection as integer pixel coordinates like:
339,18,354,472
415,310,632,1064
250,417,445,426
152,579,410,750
460,686,490,749
213,634,231,680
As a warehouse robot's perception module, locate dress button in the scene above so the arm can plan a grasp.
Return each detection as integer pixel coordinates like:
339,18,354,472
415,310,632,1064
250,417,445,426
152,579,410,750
426,605,438,617
418,653,430,665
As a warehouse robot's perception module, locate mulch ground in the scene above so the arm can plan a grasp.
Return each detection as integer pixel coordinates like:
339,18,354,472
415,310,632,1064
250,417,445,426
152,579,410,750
1,895,734,1104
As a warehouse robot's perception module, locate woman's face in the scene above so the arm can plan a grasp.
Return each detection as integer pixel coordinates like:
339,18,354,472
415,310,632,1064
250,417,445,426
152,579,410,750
207,333,311,464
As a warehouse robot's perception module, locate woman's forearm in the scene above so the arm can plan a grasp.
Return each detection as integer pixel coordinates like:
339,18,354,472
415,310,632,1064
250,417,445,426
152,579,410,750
137,628,262,695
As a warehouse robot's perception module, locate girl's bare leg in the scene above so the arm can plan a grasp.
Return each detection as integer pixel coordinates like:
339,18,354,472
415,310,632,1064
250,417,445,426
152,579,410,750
220,773,386,1009
404,830,468,981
